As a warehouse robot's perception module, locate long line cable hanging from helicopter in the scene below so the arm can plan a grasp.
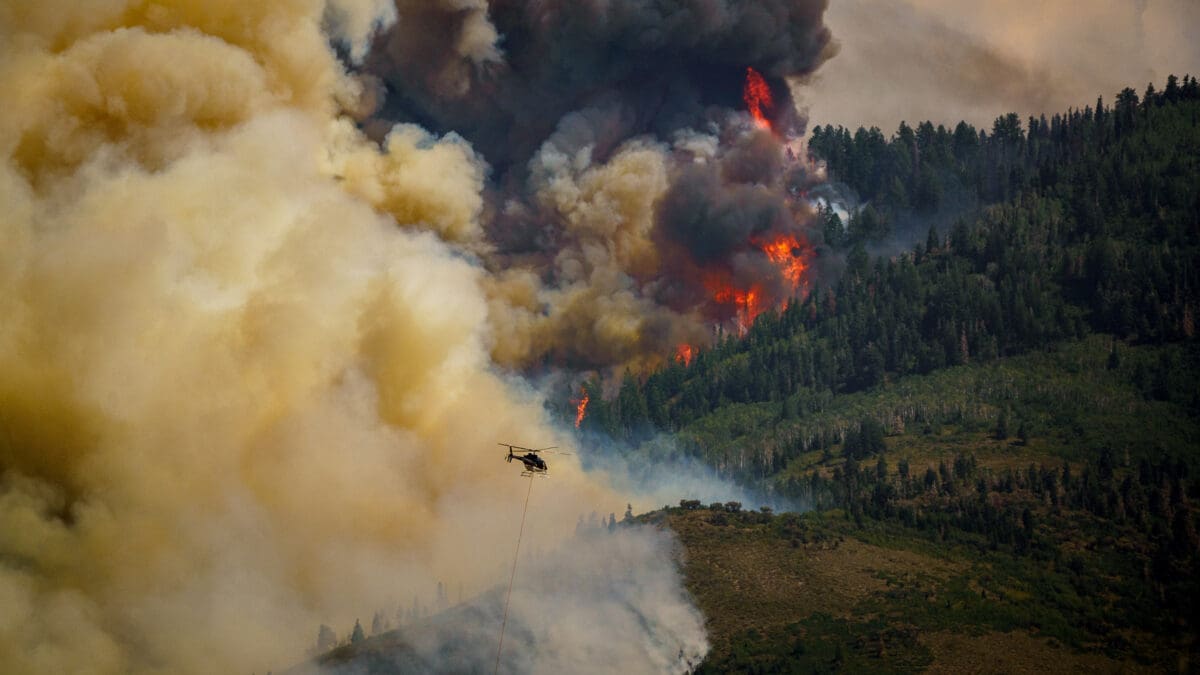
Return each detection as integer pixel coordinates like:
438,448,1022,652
494,473,534,675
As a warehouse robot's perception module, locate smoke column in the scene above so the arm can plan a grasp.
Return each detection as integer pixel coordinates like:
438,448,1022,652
0,2,727,673
0,1,846,672
365,0,836,372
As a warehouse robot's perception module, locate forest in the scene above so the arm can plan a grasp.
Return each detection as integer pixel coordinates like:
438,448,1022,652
570,76,1200,670
580,74,1199,451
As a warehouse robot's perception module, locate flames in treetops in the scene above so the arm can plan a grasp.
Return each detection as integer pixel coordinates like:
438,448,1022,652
573,389,590,429
568,63,813,415
670,232,810,367
755,232,808,288
711,232,809,331
743,67,775,131
675,344,696,367
705,272,765,333
659,69,809,371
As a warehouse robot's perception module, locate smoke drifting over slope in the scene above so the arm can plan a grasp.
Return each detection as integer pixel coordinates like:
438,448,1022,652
302,526,708,675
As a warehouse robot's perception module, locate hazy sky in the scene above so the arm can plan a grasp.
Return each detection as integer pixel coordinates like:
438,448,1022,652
798,0,1200,131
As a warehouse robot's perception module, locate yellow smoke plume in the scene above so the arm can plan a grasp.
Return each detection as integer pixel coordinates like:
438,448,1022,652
487,138,710,372
0,2,630,673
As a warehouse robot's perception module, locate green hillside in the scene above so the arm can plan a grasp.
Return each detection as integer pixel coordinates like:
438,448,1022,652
583,77,1200,672
581,76,1200,463
683,336,1198,499
635,342,1200,672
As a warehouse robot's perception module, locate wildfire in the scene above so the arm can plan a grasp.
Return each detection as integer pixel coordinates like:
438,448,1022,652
753,233,808,290
572,389,590,429
701,233,810,335
743,66,774,131
675,344,695,367
705,271,766,334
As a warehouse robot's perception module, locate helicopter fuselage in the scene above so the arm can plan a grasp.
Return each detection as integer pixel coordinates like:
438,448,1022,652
506,449,548,474
500,443,560,477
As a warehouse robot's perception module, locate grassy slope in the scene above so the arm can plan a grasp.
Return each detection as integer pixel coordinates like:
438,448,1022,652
646,506,1179,674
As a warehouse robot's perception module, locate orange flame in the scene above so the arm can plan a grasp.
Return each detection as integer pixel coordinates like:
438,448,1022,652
743,67,773,131
753,233,808,290
705,271,766,335
675,344,695,367
699,233,809,336
572,389,590,429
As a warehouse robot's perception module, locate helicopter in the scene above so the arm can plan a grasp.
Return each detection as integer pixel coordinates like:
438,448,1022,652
500,443,567,477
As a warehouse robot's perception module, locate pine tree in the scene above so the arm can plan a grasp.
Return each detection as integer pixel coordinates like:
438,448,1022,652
350,619,365,644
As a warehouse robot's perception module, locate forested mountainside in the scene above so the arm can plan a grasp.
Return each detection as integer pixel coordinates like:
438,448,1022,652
579,75,1199,462
567,76,1200,672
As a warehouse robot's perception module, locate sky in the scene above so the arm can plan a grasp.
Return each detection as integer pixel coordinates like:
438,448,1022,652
799,0,1200,132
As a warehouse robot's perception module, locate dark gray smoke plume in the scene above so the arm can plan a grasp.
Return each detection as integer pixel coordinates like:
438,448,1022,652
368,0,833,171
360,1,835,372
